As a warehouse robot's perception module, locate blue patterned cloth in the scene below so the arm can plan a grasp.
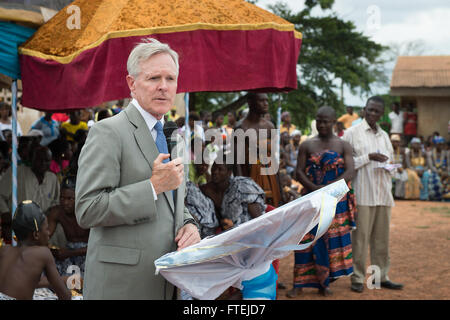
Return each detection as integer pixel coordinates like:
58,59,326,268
293,150,355,289
56,242,87,277
428,171,443,201
242,264,278,300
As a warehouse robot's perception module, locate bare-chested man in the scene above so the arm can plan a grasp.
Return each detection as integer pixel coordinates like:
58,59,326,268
234,92,282,207
287,106,356,297
0,201,71,300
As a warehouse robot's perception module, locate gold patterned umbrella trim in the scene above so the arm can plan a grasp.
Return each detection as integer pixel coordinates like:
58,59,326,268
19,22,302,64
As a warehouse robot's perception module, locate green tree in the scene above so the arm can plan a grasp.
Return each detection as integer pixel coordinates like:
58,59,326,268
268,0,388,133
193,0,388,133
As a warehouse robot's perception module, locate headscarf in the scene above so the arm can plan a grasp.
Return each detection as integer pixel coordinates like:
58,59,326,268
432,136,445,144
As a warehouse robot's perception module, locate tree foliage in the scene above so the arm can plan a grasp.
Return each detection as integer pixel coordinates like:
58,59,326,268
193,0,388,133
269,1,387,133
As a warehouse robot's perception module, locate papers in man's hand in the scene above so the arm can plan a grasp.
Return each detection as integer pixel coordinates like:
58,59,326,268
375,163,402,172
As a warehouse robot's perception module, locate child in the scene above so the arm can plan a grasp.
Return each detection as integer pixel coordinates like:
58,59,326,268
0,200,71,300
335,121,345,138
279,172,299,203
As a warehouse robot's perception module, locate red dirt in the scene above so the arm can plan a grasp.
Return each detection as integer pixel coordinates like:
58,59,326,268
277,200,450,300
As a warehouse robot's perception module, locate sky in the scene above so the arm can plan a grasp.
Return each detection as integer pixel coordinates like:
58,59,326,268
256,0,450,106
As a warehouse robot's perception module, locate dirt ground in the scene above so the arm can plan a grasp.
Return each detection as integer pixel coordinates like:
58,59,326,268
276,200,450,300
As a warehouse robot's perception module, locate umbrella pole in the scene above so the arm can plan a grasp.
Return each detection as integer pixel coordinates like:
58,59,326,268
275,94,282,163
184,93,190,175
11,80,18,246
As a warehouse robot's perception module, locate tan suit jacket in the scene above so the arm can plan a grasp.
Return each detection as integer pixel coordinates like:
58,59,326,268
75,103,193,299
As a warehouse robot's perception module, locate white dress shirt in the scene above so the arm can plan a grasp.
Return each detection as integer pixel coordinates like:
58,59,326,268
343,119,395,207
132,98,164,141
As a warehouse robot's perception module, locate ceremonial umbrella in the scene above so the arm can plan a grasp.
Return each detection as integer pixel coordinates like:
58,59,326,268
18,0,302,111
0,2,57,80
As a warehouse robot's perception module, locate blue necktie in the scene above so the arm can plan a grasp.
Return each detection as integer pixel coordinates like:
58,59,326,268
154,121,169,163
154,121,174,202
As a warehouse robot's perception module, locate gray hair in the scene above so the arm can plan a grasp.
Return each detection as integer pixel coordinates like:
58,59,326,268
127,38,179,78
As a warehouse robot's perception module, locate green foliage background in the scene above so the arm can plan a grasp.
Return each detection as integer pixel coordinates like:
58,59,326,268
191,0,391,134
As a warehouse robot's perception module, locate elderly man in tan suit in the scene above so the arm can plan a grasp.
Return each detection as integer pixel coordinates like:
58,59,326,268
75,38,200,300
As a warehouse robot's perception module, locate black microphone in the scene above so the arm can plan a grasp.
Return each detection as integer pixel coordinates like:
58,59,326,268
163,121,178,155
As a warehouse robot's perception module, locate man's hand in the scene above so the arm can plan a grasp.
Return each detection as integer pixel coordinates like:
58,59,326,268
369,153,389,162
175,223,200,251
150,154,184,195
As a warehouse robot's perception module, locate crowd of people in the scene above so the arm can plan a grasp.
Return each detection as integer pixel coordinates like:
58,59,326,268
0,103,118,299
0,90,448,300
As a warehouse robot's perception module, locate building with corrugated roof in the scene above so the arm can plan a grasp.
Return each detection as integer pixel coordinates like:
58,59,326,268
390,56,450,140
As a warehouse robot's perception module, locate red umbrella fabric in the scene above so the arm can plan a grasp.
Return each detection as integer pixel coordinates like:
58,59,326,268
18,0,302,110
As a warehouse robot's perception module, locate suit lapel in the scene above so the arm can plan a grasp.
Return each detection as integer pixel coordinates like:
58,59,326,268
125,103,175,212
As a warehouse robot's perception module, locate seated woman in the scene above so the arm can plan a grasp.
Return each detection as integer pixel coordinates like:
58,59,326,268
48,139,73,183
185,154,267,236
191,156,275,299
426,136,447,201
200,160,266,231
185,181,218,239
405,137,430,200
